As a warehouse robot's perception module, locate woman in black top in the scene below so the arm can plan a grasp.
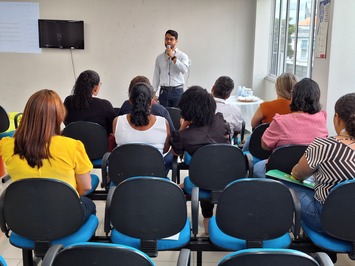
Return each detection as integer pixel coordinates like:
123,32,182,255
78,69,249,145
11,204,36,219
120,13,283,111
64,70,116,135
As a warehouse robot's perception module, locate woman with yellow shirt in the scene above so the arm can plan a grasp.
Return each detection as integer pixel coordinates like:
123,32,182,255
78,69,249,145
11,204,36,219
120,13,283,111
0,89,96,223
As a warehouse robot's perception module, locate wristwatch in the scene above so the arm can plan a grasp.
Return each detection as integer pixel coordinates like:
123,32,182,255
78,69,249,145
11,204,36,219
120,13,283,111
171,56,176,61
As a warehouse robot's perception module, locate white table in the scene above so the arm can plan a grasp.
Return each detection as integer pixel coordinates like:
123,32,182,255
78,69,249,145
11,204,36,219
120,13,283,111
226,96,263,131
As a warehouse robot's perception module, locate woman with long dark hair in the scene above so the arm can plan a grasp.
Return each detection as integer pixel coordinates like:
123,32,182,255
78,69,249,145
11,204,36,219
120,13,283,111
291,93,355,233
64,70,116,135
253,78,328,177
113,82,170,157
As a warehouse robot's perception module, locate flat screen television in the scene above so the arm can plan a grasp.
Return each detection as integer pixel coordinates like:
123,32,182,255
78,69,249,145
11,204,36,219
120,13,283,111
38,19,84,49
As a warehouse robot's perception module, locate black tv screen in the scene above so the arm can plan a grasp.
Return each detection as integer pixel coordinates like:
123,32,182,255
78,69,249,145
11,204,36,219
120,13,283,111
38,19,84,49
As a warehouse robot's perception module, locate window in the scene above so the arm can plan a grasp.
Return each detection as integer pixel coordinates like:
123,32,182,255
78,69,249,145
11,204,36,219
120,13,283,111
270,0,317,79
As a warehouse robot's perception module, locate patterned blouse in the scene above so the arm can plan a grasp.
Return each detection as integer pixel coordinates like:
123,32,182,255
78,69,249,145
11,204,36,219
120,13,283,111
305,137,355,204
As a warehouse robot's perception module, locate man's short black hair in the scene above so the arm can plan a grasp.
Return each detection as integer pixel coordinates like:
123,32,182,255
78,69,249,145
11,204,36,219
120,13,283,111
165,29,178,39
213,76,234,99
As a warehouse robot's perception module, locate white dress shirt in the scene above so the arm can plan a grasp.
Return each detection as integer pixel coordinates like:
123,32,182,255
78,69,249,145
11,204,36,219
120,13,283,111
152,48,190,92
214,97,243,135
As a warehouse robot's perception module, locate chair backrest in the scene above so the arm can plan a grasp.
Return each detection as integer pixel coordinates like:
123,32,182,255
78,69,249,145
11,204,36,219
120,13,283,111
216,178,296,247
166,107,181,130
113,107,121,116
0,178,83,240
249,123,272,160
104,143,166,186
62,121,108,160
106,177,188,255
322,179,355,243
42,243,155,266
218,249,321,266
189,144,249,192
266,145,308,174
0,106,10,133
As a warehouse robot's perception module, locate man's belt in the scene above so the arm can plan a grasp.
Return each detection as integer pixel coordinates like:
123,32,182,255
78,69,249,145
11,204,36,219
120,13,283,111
160,85,183,89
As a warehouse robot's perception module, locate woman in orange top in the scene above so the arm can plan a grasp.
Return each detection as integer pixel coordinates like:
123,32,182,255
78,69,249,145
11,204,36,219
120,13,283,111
251,72,297,129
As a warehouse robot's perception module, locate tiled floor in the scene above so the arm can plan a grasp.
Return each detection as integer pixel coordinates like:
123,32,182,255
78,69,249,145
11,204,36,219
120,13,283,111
1,170,355,265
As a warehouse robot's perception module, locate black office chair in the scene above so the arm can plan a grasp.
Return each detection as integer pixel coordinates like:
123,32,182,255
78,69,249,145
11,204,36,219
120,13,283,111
266,144,308,174
104,177,192,258
0,106,10,133
218,248,334,266
62,121,109,168
302,179,355,262
101,143,167,190
166,107,181,130
209,178,301,251
166,107,189,183
42,243,191,266
0,178,99,266
0,108,22,184
248,123,271,161
184,143,254,207
234,119,247,149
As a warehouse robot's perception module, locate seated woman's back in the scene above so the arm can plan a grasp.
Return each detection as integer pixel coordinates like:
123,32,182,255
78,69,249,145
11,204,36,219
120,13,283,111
251,72,297,128
113,82,170,154
262,78,328,151
64,70,116,135
170,86,231,156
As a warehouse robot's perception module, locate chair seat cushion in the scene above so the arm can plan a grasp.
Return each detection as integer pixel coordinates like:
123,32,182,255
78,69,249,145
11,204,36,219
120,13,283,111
302,222,352,253
9,214,99,249
183,177,211,199
87,174,100,195
91,159,102,168
110,218,190,250
209,216,291,250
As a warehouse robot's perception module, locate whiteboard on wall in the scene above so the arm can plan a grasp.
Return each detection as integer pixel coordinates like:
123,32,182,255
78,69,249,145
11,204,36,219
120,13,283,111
0,2,40,53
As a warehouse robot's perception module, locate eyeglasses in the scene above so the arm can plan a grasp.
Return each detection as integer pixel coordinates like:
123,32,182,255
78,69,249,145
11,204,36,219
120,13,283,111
165,37,175,42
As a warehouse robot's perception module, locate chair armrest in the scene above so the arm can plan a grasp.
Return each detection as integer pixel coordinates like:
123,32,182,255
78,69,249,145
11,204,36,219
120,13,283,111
14,113,23,129
171,155,178,183
41,244,64,266
245,153,254,178
313,252,334,266
240,120,246,143
177,248,191,266
104,186,116,236
288,187,301,238
101,152,111,190
0,185,9,237
191,186,199,237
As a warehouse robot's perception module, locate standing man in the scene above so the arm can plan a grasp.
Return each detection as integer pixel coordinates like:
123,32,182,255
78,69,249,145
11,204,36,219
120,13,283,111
211,76,243,141
153,30,190,107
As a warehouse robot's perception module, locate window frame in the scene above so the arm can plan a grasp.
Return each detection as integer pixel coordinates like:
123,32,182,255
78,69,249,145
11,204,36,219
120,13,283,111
269,0,317,79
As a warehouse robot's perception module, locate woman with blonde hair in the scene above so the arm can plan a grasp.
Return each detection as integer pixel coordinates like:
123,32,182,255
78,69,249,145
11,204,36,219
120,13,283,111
251,72,297,129
0,89,97,223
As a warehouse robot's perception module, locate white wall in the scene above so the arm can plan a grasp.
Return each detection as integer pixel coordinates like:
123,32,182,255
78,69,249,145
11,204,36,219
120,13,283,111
0,0,257,112
252,0,273,100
